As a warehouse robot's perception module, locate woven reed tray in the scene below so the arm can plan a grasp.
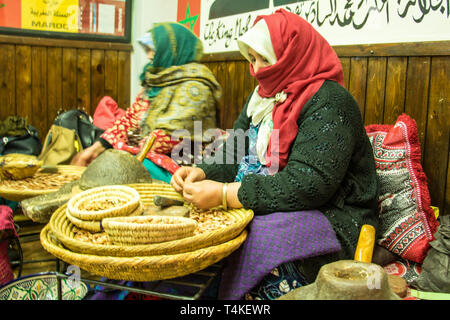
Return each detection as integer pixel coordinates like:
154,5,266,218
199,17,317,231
65,201,145,233
41,224,247,282
0,165,85,202
48,183,254,256
102,215,199,245
67,185,141,221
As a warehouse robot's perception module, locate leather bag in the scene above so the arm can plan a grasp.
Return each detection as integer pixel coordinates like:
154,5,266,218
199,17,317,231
0,119,42,156
38,125,83,165
53,109,104,149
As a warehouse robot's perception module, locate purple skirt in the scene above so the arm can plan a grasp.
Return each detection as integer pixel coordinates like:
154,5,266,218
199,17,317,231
218,210,341,300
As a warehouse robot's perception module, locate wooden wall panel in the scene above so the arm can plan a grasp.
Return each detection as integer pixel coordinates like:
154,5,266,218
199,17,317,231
47,47,62,127
76,49,91,113
90,50,105,116
423,56,450,216
234,61,247,118
15,45,32,121
0,44,15,118
0,35,132,146
31,47,48,139
62,48,77,109
117,50,131,109
365,57,387,125
214,62,227,130
242,62,256,111
384,57,407,124
340,57,351,89
223,61,237,130
405,57,431,153
348,57,368,119
105,50,118,102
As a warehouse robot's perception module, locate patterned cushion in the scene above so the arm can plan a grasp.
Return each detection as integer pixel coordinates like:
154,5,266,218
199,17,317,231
365,114,439,263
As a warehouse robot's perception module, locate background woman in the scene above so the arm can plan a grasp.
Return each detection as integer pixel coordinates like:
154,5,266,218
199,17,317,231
72,22,221,183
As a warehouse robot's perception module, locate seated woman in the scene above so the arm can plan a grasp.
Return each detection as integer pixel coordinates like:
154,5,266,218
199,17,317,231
171,9,379,300
71,22,222,183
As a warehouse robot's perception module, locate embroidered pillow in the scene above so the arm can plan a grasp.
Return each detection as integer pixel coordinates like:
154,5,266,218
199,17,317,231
365,114,439,264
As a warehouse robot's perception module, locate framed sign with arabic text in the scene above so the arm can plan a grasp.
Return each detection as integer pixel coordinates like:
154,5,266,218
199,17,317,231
0,0,132,43
199,0,450,53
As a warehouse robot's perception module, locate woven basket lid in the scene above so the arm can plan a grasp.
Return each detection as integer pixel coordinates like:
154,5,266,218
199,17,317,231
67,185,141,221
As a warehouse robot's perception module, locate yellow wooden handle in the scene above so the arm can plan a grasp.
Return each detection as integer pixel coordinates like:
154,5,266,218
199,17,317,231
74,139,80,153
136,133,156,163
354,224,376,263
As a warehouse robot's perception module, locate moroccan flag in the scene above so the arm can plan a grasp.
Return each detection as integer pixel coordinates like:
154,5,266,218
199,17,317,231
177,0,201,37
0,0,21,28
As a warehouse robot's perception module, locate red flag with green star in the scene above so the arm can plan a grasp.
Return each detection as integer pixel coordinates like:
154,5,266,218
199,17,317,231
0,0,21,28
177,0,200,37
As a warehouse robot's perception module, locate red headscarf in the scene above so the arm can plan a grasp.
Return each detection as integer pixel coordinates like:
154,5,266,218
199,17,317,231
250,9,344,170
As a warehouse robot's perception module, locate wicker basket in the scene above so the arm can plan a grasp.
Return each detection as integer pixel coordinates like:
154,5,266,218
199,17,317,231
0,165,85,202
0,153,41,180
66,209,102,233
41,224,247,282
67,185,141,221
65,201,145,233
102,215,198,245
48,183,254,257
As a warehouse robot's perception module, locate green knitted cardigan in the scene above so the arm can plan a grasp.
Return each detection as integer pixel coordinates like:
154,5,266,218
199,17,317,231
198,80,379,280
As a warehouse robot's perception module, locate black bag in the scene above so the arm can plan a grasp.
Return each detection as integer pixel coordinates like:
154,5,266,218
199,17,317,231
0,123,42,156
53,109,104,149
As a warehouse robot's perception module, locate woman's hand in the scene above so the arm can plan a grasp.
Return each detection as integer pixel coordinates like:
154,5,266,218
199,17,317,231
70,141,105,167
182,180,223,209
170,166,206,193
183,181,244,210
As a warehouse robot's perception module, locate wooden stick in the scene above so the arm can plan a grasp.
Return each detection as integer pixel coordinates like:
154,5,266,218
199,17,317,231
136,133,156,163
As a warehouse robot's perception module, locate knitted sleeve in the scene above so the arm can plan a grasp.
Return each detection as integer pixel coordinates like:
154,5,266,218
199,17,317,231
237,86,359,215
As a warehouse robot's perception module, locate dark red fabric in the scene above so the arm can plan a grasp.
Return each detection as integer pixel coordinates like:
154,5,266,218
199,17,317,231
0,241,14,285
251,9,344,170
0,205,17,285
0,205,17,239
93,96,126,130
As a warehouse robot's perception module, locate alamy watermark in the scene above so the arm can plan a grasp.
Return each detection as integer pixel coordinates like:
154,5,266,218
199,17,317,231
366,265,382,290
66,265,81,290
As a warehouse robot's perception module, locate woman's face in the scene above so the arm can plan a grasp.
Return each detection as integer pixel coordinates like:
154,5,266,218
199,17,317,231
248,47,271,74
146,48,155,63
